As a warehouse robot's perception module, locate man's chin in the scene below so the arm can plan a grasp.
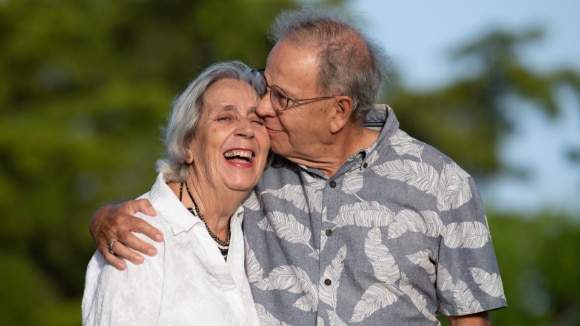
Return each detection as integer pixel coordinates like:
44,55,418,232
269,142,289,156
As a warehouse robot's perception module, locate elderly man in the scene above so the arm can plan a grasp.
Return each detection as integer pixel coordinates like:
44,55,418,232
90,8,507,325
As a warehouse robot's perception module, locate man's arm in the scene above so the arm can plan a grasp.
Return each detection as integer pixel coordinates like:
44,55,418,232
89,198,163,270
448,311,490,326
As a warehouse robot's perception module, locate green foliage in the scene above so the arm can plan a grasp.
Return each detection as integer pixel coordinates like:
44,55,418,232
489,213,580,325
0,0,578,324
385,28,580,179
0,0,301,324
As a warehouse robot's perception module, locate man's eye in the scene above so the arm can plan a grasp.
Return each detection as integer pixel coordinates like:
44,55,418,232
273,90,287,107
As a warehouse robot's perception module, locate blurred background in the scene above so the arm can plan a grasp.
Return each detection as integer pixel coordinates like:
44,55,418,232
0,0,578,325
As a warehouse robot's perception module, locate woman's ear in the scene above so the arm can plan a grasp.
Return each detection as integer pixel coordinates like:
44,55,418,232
184,144,194,164
329,96,355,134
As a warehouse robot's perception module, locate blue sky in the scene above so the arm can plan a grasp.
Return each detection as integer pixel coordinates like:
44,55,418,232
347,0,580,214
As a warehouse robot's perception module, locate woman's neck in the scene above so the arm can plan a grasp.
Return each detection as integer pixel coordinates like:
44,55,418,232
169,178,244,241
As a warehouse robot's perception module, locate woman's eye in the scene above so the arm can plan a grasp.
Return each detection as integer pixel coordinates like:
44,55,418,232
252,119,265,126
249,114,265,125
216,115,234,122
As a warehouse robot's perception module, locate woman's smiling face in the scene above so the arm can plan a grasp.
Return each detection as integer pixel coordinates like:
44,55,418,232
185,78,270,193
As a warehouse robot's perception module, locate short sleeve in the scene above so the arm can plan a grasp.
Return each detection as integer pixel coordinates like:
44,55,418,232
435,177,507,315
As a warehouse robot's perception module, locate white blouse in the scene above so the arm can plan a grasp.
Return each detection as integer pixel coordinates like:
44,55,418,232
82,173,259,325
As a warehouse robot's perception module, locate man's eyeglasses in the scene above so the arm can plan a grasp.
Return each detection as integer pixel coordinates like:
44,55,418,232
253,69,337,112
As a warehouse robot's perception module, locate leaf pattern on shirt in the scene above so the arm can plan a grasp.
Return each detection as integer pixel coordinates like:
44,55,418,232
302,171,326,191
257,211,313,249
442,221,489,249
243,191,261,211
436,162,473,211
320,229,329,253
319,246,347,308
334,201,394,227
245,246,264,283
400,273,438,321
294,291,318,312
308,249,320,260
349,228,402,323
470,267,505,298
391,130,424,160
254,304,291,326
372,159,439,196
388,209,442,239
437,266,455,292
406,250,436,284
327,310,347,326
349,283,401,323
365,149,380,166
453,279,484,314
262,184,322,213
372,159,474,213
321,206,329,223
367,227,400,283
256,265,318,312
341,172,363,195
437,266,483,315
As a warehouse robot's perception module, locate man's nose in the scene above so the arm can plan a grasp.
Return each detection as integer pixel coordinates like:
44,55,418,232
256,91,275,118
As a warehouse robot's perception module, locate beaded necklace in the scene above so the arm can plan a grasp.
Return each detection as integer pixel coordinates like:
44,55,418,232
180,181,230,261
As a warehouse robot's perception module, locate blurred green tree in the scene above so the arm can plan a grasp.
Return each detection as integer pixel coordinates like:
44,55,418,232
0,0,325,324
384,27,580,180
0,0,578,324
486,214,580,325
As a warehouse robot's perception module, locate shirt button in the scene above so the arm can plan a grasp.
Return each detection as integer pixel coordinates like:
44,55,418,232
325,229,333,237
324,279,332,286
363,163,368,168
329,180,337,188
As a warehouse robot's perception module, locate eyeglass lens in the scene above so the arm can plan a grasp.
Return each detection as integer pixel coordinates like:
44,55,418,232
254,69,290,111
270,86,289,111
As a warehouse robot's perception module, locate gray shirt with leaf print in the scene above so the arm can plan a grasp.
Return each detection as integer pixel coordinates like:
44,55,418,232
242,104,507,325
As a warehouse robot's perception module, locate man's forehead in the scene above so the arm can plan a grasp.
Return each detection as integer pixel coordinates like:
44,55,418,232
267,44,319,74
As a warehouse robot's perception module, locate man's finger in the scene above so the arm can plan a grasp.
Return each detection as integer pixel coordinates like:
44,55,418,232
129,198,157,217
109,238,145,265
132,218,163,243
121,232,158,257
98,242,127,270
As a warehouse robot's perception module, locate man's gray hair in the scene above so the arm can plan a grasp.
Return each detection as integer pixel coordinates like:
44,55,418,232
269,8,388,120
156,61,264,182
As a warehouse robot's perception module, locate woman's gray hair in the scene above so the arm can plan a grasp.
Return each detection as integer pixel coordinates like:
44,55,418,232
156,61,264,182
269,8,389,120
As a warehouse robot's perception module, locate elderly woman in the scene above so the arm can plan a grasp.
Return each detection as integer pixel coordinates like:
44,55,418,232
82,61,269,325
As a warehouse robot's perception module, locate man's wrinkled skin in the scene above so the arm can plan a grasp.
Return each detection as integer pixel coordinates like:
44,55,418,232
89,199,160,270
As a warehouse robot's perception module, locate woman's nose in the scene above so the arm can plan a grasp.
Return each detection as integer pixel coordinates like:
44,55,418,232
235,119,255,138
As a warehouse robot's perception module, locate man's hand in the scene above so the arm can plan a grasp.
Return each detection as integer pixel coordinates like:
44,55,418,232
89,199,162,271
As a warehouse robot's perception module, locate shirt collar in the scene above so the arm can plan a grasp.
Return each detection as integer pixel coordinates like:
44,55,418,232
148,173,244,235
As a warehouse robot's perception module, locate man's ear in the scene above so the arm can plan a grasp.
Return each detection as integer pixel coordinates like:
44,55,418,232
330,96,354,134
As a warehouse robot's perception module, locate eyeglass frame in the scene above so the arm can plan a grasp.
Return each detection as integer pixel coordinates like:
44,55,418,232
253,68,337,112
